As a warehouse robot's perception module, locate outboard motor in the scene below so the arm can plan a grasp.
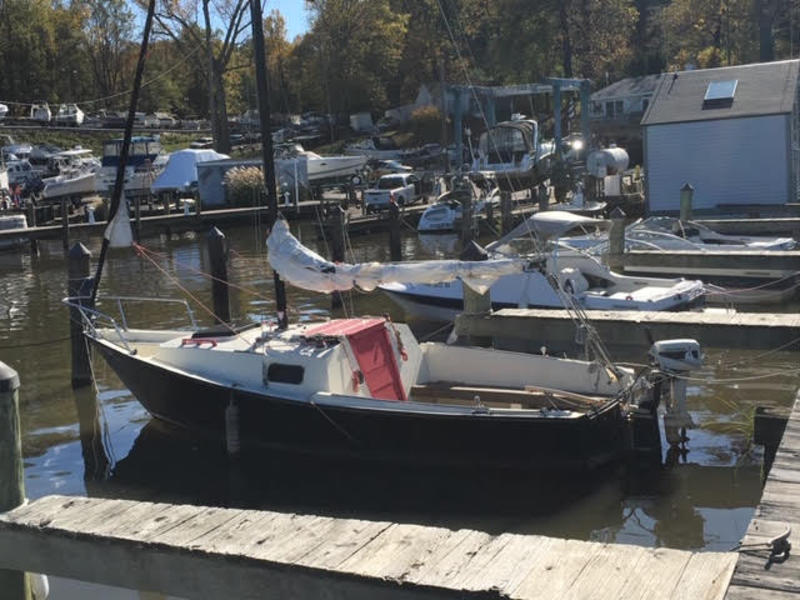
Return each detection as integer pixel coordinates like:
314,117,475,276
648,339,703,445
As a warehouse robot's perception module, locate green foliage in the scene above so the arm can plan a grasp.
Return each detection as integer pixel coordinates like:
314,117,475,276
224,166,267,207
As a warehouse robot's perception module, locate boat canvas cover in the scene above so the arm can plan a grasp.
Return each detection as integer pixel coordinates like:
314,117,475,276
487,211,608,251
267,219,524,294
306,319,406,401
151,149,229,193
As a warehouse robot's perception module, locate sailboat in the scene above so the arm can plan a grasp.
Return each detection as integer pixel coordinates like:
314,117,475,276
70,216,703,469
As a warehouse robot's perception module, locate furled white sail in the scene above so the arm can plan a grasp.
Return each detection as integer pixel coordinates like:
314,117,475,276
267,219,524,294
104,199,134,248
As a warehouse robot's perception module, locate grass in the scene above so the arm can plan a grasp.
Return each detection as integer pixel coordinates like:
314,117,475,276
0,127,202,155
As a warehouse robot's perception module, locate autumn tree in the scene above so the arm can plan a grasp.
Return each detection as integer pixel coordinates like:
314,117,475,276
84,0,135,106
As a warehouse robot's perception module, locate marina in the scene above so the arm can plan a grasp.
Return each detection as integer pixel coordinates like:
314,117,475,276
2,2,800,598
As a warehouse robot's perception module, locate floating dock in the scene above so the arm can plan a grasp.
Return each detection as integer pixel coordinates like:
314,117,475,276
726,391,800,599
0,494,736,599
455,308,800,354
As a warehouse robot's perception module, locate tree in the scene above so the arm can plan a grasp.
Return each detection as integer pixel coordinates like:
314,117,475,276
298,0,409,115
84,0,135,105
144,0,252,153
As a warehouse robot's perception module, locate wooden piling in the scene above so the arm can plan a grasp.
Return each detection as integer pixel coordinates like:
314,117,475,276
459,184,474,247
0,362,31,600
388,202,402,262
134,195,142,242
606,207,626,272
500,191,513,234
68,243,93,388
537,183,549,212
60,197,69,253
460,241,492,347
26,203,38,256
206,227,231,324
680,183,694,222
327,205,347,309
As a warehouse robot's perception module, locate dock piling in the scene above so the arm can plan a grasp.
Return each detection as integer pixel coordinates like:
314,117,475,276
0,362,31,600
68,243,94,388
326,205,347,309
60,197,69,254
26,203,38,256
680,183,694,222
388,202,402,262
134,196,142,242
500,191,513,234
607,207,626,271
460,182,474,246
206,227,231,324
460,241,492,347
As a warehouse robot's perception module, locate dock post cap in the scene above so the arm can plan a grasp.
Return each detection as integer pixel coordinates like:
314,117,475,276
0,361,19,393
207,226,225,239
609,207,627,220
68,242,91,259
680,182,694,192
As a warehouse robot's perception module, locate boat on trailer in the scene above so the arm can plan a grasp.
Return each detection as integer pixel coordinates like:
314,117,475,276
72,220,702,470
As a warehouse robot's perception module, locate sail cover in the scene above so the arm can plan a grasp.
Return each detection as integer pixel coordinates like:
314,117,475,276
267,219,524,294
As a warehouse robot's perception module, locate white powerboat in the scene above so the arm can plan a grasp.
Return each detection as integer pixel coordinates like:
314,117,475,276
42,148,100,199
471,116,555,191
385,212,706,320
418,176,500,233
0,214,28,251
277,144,366,183
98,136,166,198
561,216,799,304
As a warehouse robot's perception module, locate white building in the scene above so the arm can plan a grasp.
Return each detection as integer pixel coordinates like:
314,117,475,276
642,59,800,214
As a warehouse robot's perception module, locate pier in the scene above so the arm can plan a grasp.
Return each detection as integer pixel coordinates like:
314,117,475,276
0,494,737,599
726,391,800,599
455,308,800,354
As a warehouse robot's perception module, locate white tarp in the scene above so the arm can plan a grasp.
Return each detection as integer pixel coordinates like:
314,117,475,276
151,149,229,194
267,219,524,294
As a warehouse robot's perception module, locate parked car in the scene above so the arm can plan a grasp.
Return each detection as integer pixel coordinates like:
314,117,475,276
364,172,422,213
154,112,178,129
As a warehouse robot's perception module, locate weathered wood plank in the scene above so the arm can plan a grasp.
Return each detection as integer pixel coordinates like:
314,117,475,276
0,495,741,600
675,551,738,600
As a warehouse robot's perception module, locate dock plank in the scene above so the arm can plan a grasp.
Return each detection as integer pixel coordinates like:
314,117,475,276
0,495,738,600
725,391,800,599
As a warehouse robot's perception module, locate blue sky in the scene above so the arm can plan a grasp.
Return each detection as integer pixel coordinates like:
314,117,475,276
266,0,310,40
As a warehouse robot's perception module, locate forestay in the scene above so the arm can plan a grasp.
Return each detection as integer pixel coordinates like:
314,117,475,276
266,219,525,294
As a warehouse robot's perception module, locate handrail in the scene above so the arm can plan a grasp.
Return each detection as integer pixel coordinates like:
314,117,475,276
62,294,198,353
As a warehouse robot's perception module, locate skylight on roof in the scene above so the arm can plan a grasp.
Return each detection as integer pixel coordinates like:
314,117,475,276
704,80,738,102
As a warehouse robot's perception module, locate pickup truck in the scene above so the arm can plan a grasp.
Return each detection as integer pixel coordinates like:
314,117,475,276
364,173,421,213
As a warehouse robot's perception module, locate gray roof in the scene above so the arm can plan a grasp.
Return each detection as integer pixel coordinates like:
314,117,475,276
641,59,800,126
591,74,662,100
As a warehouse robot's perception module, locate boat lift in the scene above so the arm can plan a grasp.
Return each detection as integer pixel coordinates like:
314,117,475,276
446,78,592,167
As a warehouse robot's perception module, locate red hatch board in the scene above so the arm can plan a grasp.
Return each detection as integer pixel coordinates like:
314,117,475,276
305,319,406,401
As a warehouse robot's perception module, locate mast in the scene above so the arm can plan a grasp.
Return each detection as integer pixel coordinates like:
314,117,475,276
250,0,289,329
89,0,156,306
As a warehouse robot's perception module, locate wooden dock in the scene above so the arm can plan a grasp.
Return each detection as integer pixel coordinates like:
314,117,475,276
726,390,800,599
0,494,737,600
455,308,800,354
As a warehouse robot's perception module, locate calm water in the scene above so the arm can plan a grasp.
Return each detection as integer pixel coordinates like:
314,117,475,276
2,223,798,596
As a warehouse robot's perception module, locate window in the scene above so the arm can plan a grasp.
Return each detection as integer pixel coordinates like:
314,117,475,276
703,80,737,108
265,363,304,385
606,101,615,118
642,98,649,111
615,100,624,115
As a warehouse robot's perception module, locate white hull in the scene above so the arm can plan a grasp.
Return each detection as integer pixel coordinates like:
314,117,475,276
307,155,367,182
381,255,706,319
43,171,97,199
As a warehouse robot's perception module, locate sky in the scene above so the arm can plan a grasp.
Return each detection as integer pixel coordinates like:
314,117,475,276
265,0,311,40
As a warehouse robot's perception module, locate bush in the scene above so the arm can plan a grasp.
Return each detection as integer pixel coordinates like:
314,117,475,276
224,166,267,207
410,105,443,144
